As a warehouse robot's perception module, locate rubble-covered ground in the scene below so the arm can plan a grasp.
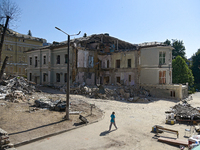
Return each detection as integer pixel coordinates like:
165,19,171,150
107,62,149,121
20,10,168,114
0,77,103,145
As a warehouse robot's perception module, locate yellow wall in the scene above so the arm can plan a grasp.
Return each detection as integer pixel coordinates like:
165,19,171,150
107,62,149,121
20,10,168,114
1,33,44,76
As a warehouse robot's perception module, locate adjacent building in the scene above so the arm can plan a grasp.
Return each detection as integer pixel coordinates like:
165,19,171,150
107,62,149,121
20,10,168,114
26,33,188,100
0,25,46,76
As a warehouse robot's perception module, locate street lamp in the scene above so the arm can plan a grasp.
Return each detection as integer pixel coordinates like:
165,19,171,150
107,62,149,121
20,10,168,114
55,27,81,120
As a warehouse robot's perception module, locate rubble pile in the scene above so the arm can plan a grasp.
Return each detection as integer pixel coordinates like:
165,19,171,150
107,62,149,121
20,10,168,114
0,77,35,102
61,83,151,103
172,103,200,120
0,128,15,150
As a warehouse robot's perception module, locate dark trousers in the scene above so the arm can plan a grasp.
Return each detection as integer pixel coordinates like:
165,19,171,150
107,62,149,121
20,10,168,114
109,122,117,131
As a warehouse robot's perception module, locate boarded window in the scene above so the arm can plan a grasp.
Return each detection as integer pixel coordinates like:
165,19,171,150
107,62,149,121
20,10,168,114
57,55,60,64
116,77,120,83
56,73,60,82
43,56,46,64
65,54,68,63
129,75,131,82
159,71,166,84
107,60,109,68
116,60,120,68
128,59,131,68
35,56,37,67
159,52,166,65
30,57,32,65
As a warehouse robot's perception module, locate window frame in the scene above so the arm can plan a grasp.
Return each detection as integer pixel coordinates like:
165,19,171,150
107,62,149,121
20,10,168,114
159,51,166,65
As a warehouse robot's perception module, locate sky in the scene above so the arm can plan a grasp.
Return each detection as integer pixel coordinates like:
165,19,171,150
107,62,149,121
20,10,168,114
5,0,200,59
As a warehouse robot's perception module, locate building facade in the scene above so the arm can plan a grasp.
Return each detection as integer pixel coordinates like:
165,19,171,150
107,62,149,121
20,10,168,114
0,25,46,76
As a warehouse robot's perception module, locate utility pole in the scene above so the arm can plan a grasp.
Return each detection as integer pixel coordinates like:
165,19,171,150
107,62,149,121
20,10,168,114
55,27,80,120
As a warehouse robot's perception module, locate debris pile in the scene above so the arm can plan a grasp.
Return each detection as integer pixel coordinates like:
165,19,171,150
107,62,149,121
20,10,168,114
61,83,151,103
0,128,15,150
0,77,35,102
166,102,200,123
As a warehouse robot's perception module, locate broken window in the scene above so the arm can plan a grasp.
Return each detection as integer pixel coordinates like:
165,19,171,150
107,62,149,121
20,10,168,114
129,75,131,82
88,56,94,68
43,55,46,64
116,77,120,83
159,71,166,84
64,73,67,82
35,56,38,67
128,59,131,68
107,60,109,68
30,73,32,81
159,52,166,65
57,55,60,64
56,73,60,82
30,57,32,65
65,54,68,63
116,60,120,68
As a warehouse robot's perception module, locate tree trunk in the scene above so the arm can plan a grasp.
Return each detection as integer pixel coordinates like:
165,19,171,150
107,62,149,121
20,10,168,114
0,56,9,81
0,16,10,62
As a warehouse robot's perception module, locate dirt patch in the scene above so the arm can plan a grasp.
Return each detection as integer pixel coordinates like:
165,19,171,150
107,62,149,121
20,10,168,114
0,87,103,145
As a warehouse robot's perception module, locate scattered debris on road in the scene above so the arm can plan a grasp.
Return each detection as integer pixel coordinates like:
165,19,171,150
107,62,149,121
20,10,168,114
0,128,15,150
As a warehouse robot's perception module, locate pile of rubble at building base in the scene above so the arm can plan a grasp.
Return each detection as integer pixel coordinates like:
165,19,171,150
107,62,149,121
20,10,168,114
166,102,200,123
0,128,16,150
61,83,151,103
0,76,35,103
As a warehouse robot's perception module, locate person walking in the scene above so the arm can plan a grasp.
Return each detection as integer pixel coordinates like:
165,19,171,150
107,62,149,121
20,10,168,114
109,112,117,131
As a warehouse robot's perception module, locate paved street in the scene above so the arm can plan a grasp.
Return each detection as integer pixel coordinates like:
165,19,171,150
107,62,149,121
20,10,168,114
18,93,200,150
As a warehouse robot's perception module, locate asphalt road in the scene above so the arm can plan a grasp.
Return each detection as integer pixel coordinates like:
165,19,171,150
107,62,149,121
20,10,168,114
18,93,200,150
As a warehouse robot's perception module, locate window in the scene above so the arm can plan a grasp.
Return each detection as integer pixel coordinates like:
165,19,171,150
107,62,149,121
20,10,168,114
23,47,26,52
64,73,67,82
56,73,60,82
116,77,120,83
159,71,166,84
65,54,68,63
10,45,13,51
19,47,21,52
5,45,8,50
30,57,32,65
19,68,21,74
43,56,46,64
30,73,32,81
159,52,166,65
43,73,46,82
88,56,94,68
129,75,131,82
170,91,175,97
57,55,60,64
116,60,120,68
107,60,109,68
35,56,37,67
19,57,21,62
128,59,131,68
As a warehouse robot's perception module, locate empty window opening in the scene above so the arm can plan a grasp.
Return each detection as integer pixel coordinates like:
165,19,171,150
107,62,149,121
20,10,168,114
128,59,131,68
29,73,32,81
107,60,109,68
116,60,120,68
43,56,46,64
56,73,60,82
64,73,67,82
35,56,37,67
116,77,120,83
65,54,68,63
30,57,32,65
57,55,60,64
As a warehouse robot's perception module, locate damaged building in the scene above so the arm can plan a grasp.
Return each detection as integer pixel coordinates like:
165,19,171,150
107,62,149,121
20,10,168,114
26,33,188,100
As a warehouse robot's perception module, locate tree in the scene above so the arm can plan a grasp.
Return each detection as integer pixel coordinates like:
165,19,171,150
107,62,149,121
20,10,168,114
164,39,186,59
172,56,194,86
191,49,200,84
0,0,21,80
28,30,32,36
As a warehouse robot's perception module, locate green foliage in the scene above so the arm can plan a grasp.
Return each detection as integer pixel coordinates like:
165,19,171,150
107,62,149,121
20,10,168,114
191,49,200,85
164,39,186,59
172,56,194,86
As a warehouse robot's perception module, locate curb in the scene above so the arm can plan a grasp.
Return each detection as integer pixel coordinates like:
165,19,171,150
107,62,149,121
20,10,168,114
14,110,105,148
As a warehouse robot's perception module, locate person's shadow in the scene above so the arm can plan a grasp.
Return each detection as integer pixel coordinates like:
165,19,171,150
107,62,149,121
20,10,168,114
99,129,117,136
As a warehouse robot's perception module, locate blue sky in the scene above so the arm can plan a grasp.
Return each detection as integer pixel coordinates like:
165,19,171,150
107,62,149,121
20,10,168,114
9,0,200,58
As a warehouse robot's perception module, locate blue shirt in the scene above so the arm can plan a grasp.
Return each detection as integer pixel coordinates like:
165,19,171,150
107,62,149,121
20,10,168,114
110,114,115,122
